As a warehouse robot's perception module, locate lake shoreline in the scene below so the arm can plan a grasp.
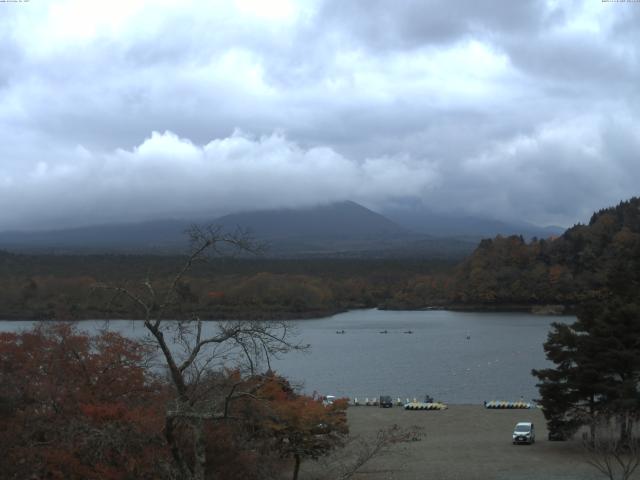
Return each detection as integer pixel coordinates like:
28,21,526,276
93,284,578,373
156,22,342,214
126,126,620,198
0,307,348,322
0,303,573,322
380,303,573,315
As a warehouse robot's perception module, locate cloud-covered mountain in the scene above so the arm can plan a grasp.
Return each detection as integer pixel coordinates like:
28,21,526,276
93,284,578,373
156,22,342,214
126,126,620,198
0,201,478,257
0,200,567,257
0,201,411,253
214,201,406,240
381,205,563,240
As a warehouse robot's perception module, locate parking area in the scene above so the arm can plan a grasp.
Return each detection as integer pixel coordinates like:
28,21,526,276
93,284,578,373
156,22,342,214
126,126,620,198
310,405,608,480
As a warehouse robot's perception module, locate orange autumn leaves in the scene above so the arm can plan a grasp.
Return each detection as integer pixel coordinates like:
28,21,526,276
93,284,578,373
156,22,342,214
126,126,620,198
0,324,168,479
0,325,348,480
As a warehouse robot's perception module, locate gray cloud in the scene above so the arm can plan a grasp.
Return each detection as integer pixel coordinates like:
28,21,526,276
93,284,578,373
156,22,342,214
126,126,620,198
0,130,439,229
0,0,638,231
317,0,551,49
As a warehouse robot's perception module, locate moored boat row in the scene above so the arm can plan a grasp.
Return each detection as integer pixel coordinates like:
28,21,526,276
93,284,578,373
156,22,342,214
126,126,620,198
484,400,532,409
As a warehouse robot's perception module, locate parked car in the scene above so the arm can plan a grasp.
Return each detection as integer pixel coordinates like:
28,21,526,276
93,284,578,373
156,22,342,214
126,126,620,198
512,422,535,444
379,395,393,408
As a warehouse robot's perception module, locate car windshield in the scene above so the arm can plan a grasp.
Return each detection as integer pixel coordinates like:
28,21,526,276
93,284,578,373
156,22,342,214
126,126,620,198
515,425,531,433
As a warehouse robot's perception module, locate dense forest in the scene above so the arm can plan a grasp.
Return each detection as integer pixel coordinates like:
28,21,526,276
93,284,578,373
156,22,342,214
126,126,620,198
0,254,454,320
442,197,640,309
0,197,638,320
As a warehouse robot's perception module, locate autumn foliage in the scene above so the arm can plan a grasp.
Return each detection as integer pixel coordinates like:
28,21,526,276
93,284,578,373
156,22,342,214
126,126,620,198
440,197,640,308
253,374,349,479
0,324,349,480
0,323,167,479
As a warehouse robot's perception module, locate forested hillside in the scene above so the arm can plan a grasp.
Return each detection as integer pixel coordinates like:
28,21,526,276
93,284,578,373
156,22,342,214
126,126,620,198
442,197,640,308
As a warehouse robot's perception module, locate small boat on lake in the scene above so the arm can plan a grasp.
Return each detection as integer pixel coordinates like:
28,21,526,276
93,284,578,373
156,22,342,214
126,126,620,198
379,330,388,334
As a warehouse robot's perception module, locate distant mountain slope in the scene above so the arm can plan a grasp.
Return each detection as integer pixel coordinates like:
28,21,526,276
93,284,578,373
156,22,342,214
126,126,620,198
212,202,482,258
0,201,427,255
0,201,409,253
0,219,193,253
381,206,563,239
214,201,407,240
0,200,571,258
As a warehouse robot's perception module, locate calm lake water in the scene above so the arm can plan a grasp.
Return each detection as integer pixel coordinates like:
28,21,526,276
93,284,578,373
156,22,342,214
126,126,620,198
0,309,572,404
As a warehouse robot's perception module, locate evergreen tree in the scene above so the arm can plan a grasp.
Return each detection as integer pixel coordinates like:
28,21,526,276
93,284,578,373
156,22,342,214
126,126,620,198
533,298,640,441
533,320,604,439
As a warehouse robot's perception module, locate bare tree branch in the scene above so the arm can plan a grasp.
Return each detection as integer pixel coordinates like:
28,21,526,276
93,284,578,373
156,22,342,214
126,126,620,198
584,416,640,480
94,224,303,480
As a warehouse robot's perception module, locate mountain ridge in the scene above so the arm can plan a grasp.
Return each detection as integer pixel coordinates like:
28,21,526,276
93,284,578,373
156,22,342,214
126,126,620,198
213,201,408,240
0,200,560,257
380,205,563,240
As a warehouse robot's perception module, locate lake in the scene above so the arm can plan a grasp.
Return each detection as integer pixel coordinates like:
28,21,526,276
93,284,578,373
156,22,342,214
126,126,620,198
0,309,571,404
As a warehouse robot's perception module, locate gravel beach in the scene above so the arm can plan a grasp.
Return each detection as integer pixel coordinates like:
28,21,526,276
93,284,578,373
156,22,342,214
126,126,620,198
307,405,614,480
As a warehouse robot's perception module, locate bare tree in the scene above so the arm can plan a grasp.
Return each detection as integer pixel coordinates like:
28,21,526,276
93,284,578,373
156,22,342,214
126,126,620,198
584,415,640,480
310,424,423,480
95,225,305,480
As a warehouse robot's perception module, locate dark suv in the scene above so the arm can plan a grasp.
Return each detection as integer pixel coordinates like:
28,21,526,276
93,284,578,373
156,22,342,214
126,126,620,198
379,395,393,408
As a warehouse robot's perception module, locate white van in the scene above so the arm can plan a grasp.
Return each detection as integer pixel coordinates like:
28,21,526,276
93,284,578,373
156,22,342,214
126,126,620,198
512,422,535,444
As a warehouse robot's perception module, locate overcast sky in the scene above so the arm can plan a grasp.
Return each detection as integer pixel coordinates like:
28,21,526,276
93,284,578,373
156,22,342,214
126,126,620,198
1,0,639,230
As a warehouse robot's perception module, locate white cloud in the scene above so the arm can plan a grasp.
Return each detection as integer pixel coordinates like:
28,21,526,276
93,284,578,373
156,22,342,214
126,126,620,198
0,130,438,229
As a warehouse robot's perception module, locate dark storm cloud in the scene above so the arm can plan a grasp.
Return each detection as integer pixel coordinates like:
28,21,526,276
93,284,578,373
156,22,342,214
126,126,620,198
0,0,638,230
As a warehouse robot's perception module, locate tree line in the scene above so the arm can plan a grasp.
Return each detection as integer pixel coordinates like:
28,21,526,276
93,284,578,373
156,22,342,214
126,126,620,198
0,252,455,320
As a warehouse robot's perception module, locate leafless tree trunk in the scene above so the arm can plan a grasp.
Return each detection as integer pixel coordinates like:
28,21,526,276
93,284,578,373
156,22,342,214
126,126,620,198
293,453,302,480
95,225,305,480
